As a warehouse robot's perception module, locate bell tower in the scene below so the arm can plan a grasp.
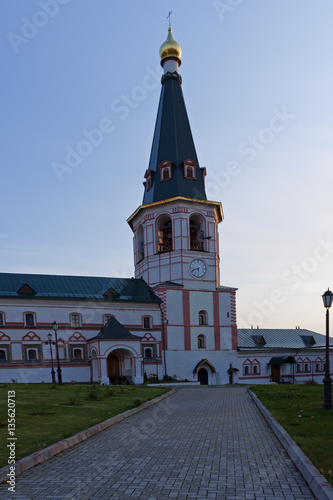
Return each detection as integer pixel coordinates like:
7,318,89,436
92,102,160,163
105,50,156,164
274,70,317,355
127,26,224,291
128,24,238,382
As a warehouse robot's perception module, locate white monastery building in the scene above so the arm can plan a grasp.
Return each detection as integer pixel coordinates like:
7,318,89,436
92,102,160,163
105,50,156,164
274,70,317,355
0,27,332,386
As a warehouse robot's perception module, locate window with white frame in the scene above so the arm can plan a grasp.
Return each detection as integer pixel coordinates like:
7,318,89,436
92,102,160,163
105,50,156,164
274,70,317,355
161,167,171,181
73,348,83,360
0,345,10,363
71,314,81,328
69,344,86,362
198,310,207,325
244,365,250,375
315,363,320,372
197,334,206,349
304,363,310,372
28,349,37,360
25,313,35,327
143,343,156,360
143,316,151,329
296,363,301,372
23,344,41,363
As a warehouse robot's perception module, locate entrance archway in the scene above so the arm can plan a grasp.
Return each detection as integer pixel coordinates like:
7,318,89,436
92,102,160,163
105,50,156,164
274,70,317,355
271,364,280,383
198,368,208,385
107,353,120,378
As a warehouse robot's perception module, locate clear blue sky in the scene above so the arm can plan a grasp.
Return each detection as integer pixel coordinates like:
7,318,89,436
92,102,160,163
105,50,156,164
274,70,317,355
2,0,333,334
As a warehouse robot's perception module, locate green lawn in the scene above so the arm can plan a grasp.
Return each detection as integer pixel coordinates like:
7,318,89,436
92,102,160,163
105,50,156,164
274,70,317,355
0,383,169,469
251,384,333,487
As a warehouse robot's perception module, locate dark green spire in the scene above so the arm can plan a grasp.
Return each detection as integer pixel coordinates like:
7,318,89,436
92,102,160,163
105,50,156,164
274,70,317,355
142,44,207,205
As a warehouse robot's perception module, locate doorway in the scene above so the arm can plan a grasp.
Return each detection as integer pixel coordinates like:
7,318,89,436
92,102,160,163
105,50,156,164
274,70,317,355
198,368,208,385
271,364,280,383
107,353,120,378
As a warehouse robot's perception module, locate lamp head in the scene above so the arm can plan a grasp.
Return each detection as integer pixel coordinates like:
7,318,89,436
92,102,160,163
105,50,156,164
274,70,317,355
322,288,333,309
47,333,53,342
52,321,58,332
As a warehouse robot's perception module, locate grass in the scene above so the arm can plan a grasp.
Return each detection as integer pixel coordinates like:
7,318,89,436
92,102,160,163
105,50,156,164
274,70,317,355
0,383,169,469
251,384,333,487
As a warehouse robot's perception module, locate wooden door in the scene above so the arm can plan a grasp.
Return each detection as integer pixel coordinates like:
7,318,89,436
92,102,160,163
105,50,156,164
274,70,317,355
108,354,120,377
271,364,280,383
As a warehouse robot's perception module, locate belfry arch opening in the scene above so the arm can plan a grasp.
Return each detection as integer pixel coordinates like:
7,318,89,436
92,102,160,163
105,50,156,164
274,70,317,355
157,215,173,253
190,214,205,251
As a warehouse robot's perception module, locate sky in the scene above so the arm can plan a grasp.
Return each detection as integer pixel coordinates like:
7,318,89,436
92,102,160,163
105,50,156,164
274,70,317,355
2,0,333,334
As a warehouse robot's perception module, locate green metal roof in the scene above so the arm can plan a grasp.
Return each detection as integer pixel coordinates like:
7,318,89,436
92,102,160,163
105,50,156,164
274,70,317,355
143,73,207,205
88,317,141,341
237,329,332,350
268,356,295,365
0,273,161,303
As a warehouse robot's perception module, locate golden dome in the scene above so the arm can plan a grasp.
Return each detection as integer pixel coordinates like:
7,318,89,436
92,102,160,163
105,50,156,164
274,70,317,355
160,28,182,65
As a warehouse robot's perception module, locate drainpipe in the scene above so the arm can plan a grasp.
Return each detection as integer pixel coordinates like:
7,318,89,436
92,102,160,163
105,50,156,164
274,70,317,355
159,303,167,377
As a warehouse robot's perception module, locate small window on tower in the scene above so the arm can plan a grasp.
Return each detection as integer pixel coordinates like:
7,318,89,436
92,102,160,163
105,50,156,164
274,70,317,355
162,167,171,181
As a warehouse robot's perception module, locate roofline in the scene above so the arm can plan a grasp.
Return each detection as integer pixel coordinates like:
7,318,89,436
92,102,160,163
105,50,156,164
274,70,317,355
127,197,223,228
237,345,330,351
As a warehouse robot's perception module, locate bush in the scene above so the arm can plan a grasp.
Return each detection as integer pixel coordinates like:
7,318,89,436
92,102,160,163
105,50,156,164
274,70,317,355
133,397,142,407
304,379,318,385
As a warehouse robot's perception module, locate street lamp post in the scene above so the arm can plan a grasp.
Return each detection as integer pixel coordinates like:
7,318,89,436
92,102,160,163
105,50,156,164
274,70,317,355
45,333,56,384
52,321,62,385
88,356,93,384
322,288,333,409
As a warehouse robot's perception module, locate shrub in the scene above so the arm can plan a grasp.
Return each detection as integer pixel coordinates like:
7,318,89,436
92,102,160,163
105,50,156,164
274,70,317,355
133,397,142,407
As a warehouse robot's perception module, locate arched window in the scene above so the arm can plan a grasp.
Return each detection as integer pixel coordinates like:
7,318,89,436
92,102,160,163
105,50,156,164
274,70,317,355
71,314,81,328
186,166,194,178
0,313,4,327
304,363,309,372
145,348,152,358
25,313,35,327
244,365,250,375
190,214,205,251
137,225,144,262
199,310,207,325
197,334,206,349
157,216,172,253
296,363,301,372
28,349,37,360
162,167,171,180
143,316,151,329
315,363,320,372
74,348,83,360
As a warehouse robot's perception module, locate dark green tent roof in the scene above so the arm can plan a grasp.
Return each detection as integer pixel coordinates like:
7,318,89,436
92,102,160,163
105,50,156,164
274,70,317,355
143,72,206,205
0,273,161,303
89,317,141,341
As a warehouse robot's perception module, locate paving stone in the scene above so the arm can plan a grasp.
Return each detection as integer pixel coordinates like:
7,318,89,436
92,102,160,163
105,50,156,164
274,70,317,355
0,387,317,499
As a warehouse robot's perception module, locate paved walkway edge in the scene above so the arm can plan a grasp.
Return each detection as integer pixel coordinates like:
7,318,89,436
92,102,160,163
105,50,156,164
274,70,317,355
0,388,175,484
249,389,333,500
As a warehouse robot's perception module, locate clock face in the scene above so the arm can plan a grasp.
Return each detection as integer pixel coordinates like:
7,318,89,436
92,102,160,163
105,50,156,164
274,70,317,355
189,259,207,278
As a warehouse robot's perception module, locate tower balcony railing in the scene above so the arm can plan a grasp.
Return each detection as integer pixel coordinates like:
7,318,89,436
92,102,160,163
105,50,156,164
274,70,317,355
190,239,204,251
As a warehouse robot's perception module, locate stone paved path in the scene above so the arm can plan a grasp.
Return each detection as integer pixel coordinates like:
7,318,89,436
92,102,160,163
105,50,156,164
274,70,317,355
0,387,315,499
